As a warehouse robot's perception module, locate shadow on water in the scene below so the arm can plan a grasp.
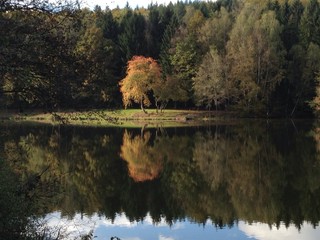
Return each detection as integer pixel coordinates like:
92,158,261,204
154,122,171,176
1,120,320,238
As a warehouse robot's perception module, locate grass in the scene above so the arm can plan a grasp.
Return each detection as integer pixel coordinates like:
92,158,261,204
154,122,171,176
0,109,234,128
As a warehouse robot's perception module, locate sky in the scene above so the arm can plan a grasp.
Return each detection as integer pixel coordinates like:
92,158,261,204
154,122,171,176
83,0,181,9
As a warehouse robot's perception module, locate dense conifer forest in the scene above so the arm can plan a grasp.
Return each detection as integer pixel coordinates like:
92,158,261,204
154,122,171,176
1,0,320,117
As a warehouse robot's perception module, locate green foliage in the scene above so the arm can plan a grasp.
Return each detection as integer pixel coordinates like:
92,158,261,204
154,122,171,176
118,10,147,62
226,3,285,114
309,74,320,115
169,37,200,102
159,15,179,77
299,0,320,47
198,7,233,54
74,11,119,107
2,0,320,117
193,47,227,109
0,9,79,110
302,43,320,99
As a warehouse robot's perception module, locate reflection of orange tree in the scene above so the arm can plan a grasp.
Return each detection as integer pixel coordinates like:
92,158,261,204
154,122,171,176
120,130,163,182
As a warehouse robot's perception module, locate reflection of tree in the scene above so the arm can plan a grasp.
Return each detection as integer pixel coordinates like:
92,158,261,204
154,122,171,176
2,122,320,232
193,128,228,190
192,122,320,228
120,130,163,182
3,126,126,218
56,128,126,218
224,125,285,225
192,127,236,225
0,159,33,239
311,124,320,155
4,134,58,213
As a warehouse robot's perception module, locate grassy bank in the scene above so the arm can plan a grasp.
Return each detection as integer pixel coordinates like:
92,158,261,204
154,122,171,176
0,109,234,127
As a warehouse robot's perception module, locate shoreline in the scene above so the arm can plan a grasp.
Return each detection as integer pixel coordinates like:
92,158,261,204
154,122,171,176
0,109,235,128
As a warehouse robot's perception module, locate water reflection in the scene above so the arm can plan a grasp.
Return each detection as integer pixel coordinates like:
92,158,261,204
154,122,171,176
239,221,320,240
42,212,320,240
1,121,320,238
121,130,163,182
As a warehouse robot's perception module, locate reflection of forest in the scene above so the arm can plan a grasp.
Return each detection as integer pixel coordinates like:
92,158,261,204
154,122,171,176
2,121,320,231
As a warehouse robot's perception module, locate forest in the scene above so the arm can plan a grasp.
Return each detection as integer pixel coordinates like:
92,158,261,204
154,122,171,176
1,0,320,117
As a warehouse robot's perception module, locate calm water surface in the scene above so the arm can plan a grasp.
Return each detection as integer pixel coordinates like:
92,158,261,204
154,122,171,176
1,120,320,239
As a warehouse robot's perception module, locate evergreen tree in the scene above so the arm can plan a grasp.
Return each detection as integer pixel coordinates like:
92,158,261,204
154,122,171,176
300,0,320,47
118,10,147,64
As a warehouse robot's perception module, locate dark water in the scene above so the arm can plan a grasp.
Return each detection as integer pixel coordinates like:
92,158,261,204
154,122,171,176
1,120,320,239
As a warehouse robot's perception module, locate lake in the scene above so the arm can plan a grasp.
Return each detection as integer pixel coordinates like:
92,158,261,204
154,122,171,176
1,120,320,239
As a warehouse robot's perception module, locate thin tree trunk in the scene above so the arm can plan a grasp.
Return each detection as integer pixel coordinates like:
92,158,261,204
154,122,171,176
141,99,147,114
290,95,300,117
155,99,159,114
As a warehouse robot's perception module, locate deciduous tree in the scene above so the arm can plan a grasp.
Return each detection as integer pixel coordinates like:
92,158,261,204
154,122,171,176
198,7,233,54
193,47,227,110
226,3,285,114
119,56,161,113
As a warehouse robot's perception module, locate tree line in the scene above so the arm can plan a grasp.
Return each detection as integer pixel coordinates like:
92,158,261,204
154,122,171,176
1,0,320,117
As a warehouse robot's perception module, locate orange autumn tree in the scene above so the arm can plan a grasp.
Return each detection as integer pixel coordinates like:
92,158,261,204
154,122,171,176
119,56,162,113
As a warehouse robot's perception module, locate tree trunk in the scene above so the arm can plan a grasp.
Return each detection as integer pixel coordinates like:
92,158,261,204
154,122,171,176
141,99,147,114
290,97,300,117
155,99,159,114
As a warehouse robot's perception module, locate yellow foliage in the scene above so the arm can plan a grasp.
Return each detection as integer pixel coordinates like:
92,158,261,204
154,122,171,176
119,56,161,109
120,130,163,182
